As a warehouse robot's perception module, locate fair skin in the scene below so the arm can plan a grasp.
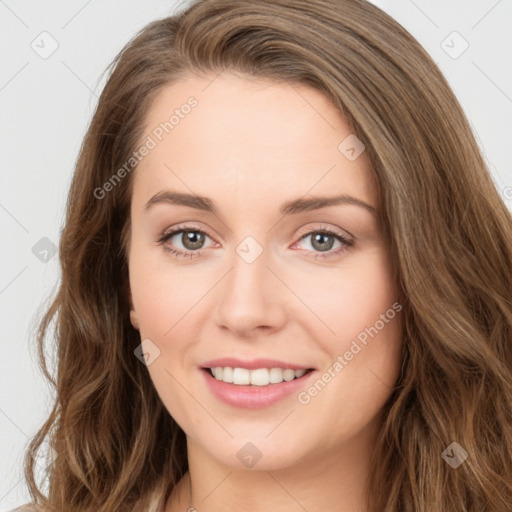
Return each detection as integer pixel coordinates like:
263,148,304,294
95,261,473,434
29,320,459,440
127,71,403,512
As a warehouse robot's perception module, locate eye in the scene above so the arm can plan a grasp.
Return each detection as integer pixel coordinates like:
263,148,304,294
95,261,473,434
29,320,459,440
292,227,354,260
157,224,354,260
157,224,215,259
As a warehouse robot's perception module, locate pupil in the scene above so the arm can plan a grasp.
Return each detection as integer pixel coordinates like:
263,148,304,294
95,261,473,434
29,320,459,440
312,233,333,251
183,231,204,250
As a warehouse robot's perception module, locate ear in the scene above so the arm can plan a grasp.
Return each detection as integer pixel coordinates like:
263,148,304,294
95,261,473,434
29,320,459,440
125,280,140,331
130,308,140,331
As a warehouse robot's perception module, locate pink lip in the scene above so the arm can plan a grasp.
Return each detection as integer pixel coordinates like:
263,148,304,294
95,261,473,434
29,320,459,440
200,367,316,409
201,357,312,371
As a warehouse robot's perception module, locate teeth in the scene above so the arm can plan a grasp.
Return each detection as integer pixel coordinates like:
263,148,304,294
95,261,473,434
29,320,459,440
210,367,309,386
283,369,295,381
232,367,250,385
269,368,283,384
250,368,269,386
222,367,233,383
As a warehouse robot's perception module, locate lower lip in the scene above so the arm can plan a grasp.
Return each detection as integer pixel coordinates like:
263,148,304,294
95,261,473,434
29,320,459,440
201,368,315,409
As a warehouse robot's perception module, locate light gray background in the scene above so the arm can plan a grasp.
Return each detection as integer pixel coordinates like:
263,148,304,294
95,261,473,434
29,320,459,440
1,1,511,509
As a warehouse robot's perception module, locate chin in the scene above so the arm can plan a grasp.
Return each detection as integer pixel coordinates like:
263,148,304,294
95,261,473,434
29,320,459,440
202,434,311,471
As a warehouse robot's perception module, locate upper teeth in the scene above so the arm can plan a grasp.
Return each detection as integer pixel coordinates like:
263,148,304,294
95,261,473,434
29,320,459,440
210,367,307,386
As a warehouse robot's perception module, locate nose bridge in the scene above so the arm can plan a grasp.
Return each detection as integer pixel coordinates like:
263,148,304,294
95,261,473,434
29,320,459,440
214,234,286,335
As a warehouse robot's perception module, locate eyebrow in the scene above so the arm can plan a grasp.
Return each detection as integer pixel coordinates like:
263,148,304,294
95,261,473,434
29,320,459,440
144,190,377,216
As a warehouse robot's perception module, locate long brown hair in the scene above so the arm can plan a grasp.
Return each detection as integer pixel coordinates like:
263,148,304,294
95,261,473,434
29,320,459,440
22,1,512,510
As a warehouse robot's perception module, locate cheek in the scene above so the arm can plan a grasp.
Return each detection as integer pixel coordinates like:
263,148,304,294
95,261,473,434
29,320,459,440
128,243,203,337
291,248,398,343
128,248,202,425
292,247,403,407
298,279,402,445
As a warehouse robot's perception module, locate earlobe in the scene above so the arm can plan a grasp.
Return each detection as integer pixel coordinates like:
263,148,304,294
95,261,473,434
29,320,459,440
126,280,140,330
130,309,140,330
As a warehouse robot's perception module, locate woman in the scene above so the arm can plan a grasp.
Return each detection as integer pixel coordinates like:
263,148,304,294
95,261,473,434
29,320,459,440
15,0,512,511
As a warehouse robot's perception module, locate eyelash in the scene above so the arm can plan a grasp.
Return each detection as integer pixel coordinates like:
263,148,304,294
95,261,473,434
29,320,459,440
156,223,354,260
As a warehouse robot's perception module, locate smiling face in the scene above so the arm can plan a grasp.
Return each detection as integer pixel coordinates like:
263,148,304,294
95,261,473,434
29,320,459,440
127,71,403,471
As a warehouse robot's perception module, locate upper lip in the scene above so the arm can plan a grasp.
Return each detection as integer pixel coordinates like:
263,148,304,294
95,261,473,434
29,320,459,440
201,358,314,371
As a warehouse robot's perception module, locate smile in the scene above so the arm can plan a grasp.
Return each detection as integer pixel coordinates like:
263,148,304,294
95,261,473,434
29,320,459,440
200,360,316,409
207,366,310,386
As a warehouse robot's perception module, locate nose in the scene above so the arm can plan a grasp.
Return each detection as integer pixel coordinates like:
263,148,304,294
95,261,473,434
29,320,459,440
213,242,287,339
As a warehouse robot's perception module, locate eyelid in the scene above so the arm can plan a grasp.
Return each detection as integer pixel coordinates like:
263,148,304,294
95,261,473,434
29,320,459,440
159,220,209,234
157,223,217,245
294,223,354,241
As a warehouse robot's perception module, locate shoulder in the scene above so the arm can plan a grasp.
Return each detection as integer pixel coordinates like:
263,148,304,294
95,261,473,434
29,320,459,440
9,493,166,512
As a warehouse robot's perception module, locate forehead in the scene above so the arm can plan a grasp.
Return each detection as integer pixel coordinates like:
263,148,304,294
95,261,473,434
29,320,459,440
132,71,376,212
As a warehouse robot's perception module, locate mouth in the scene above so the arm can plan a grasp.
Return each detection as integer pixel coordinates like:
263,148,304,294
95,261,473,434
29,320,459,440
202,366,315,386
199,357,317,408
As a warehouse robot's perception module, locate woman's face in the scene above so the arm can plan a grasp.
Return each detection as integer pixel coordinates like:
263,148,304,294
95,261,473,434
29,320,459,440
127,72,403,471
